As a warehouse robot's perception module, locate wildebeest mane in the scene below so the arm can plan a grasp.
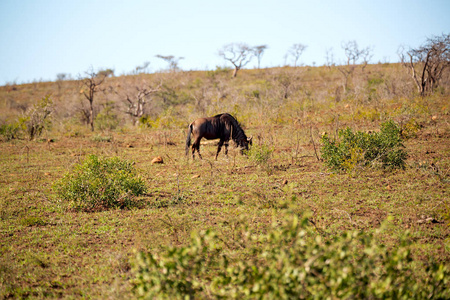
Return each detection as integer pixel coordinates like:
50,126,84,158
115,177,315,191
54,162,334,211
216,113,247,141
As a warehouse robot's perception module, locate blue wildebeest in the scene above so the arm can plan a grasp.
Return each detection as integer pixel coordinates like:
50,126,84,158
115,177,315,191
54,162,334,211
185,113,252,159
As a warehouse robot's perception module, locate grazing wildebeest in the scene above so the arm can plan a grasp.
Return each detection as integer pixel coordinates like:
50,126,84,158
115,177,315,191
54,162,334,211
185,113,252,159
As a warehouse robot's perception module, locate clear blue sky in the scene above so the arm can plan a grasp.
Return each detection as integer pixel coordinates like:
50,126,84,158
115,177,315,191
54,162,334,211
0,0,449,85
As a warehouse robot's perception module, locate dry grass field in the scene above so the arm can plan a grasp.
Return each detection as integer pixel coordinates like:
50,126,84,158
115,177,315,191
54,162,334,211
0,64,449,298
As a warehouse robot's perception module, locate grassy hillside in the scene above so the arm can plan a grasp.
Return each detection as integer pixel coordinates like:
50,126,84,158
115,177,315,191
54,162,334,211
1,64,449,298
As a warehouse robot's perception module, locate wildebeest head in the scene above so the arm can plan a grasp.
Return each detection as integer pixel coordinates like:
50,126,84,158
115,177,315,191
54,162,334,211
237,136,253,152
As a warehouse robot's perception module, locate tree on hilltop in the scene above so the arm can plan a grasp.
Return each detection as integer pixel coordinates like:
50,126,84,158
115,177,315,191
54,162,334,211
337,40,373,93
287,43,307,67
254,45,268,69
218,43,255,78
325,47,335,68
97,68,115,78
133,61,150,74
399,33,450,96
155,55,184,72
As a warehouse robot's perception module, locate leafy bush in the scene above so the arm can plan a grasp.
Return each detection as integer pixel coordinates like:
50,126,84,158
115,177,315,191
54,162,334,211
132,229,220,299
321,120,408,172
53,155,146,210
0,95,52,141
91,134,112,142
400,117,421,139
22,95,53,140
246,144,273,167
131,215,449,299
0,121,22,141
138,107,185,129
95,102,120,130
20,216,47,227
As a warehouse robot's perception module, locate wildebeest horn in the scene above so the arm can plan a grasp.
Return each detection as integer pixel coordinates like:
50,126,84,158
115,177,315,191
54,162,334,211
247,136,253,145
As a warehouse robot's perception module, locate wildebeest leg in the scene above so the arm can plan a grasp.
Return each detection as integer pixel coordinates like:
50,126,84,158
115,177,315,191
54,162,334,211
215,140,224,160
224,141,229,157
192,137,202,159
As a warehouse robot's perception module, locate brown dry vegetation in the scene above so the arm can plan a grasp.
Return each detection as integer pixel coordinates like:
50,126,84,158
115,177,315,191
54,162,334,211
0,63,449,298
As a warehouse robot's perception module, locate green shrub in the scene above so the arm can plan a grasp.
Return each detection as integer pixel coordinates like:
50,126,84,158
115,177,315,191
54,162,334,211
131,214,449,299
53,155,146,210
132,229,220,299
22,95,53,140
138,107,185,129
91,134,112,142
207,66,232,78
400,117,421,139
0,96,52,141
0,122,22,141
20,216,47,227
321,120,408,172
246,144,273,167
95,102,120,130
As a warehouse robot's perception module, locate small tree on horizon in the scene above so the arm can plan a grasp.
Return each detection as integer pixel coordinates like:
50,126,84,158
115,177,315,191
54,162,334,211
337,40,373,93
56,73,69,81
56,73,70,94
325,47,335,68
133,61,150,74
254,45,268,69
218,43,254,78
97,68,115,78
155,55,184,72
287,43,307,67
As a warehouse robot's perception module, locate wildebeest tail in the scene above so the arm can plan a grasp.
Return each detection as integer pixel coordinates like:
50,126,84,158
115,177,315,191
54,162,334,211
185,123,192,156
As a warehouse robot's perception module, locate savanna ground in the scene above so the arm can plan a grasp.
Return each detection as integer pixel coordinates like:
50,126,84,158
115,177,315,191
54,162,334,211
0,63,449,298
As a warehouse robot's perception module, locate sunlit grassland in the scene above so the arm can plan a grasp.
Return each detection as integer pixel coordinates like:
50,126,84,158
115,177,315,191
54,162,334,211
0,64,449,298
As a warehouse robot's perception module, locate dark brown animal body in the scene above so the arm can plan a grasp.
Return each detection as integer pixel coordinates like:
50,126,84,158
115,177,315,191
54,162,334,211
186,113,251,159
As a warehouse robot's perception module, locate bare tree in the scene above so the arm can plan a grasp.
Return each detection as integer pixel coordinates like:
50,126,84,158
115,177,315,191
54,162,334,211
399,33,450,96
283,53,289,66
133,61,150,74
342,40,372,66
117,81,162,125
276,72,294,99
325,47,335,68
218,43,254,77
80,68,108,131
155,55,184,72
287,43,307,67
272,70,302,100
254,45,268,69
337,40,373,92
